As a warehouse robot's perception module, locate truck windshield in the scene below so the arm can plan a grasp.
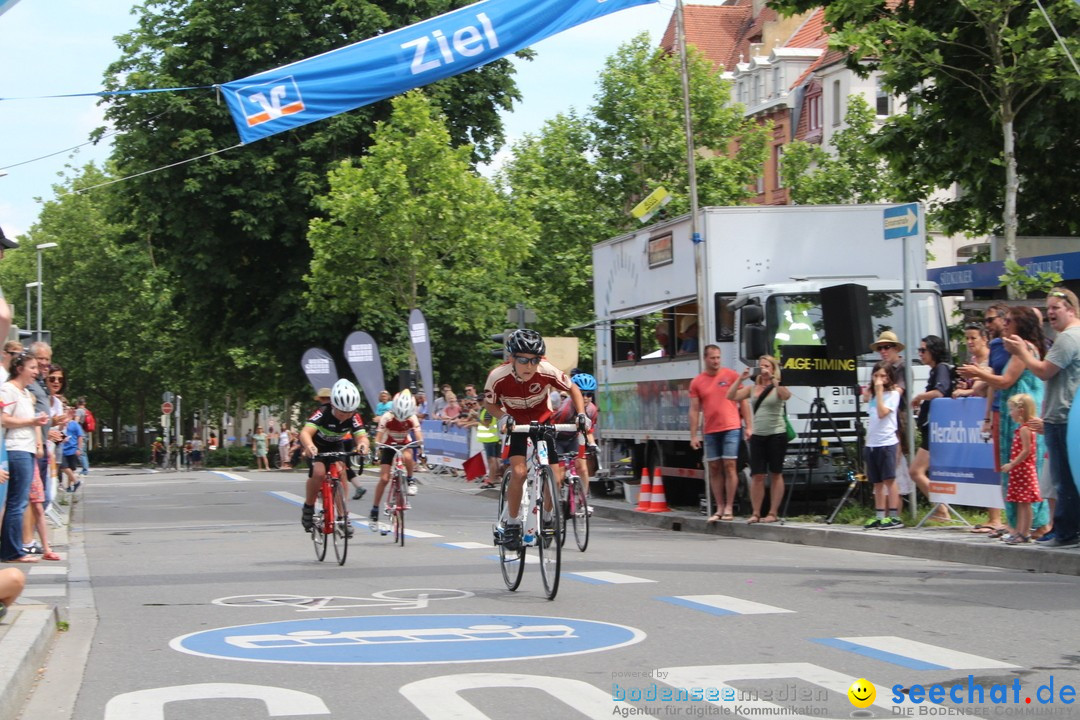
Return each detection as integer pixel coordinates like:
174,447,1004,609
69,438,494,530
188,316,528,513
766,291,944,363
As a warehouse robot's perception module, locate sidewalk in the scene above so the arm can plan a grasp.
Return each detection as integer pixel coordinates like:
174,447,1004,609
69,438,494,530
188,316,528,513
0,495,72,720
417,469,1080,577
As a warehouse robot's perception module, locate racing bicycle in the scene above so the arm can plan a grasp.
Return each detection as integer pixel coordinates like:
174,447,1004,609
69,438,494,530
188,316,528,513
373,441,423,546
309,451,363,565
493,421,576,600
557,442,591,552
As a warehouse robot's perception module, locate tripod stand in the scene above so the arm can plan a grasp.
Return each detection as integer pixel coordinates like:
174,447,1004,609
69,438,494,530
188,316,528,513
779,386,863,524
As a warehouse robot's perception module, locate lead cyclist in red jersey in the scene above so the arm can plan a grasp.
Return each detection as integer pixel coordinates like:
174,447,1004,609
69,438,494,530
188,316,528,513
483,329,590,550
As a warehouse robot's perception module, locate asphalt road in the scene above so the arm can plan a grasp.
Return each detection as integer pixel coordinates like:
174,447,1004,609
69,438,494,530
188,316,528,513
28,467,1080,719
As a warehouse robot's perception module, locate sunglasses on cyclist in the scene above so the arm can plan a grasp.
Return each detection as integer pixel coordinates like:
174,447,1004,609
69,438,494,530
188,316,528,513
513,356,541,366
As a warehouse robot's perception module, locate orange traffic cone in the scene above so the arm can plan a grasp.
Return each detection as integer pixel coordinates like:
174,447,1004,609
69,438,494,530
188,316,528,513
636,468,653,511
647,469,670,512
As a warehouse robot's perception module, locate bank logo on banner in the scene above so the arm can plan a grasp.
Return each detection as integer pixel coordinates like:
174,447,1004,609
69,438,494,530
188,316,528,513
304,355,331,376
345,342,374,364
240,76,306,128
410,321,427,345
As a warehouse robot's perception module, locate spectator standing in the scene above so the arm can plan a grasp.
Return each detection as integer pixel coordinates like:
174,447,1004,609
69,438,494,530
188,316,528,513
727,355,790,524
689,345,751,523
74,397,92,475
475,405,502,489
957,304,1011,534
1004,287,1080,548
431,384,452,419
960,306,1050,537
26,343,59,498
415,392,429,420
999,393,1041,545
908,335,954,522
953,324,990,397
861,362,905,529
1,351,48,563
870,331,907,397
278,424,292,469
190,436,204,469
61,406,84,492
252,426,270,471
374,390,392,417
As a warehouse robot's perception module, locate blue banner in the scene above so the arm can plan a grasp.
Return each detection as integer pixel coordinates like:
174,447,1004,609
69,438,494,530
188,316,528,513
927,398,1003,509
220,0,658,143
421,419,472,469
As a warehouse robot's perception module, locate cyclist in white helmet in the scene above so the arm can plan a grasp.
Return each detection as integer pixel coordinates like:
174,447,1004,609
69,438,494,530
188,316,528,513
370,390,425,530
299,379,370,534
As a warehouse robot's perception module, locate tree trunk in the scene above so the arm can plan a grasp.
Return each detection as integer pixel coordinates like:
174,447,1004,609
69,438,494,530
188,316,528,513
1002,109,1020,299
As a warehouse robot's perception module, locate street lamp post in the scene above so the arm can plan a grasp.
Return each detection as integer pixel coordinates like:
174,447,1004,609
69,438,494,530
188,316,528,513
35,242,58,343
24,282,40,335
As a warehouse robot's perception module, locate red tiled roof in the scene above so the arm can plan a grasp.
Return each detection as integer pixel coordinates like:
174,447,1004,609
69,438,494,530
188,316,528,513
785,8,827,49
659,4,752,71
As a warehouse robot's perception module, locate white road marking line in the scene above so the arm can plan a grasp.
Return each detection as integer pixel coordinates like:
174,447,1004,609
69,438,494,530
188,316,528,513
439,542,491,549
212,471,250,482
21,586,67,598
827,636,1019,670
28,566,67,576
660,594,796,616
566,571,657,584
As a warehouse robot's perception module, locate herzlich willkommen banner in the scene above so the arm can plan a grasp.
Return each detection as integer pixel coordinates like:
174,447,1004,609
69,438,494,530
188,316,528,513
220,0,658,144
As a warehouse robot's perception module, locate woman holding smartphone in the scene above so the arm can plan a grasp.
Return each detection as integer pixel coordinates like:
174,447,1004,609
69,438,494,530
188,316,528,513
727,355,791,523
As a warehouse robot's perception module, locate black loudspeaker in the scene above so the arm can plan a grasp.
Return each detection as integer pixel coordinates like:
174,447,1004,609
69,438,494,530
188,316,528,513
820,283,873,359
398,369,417,393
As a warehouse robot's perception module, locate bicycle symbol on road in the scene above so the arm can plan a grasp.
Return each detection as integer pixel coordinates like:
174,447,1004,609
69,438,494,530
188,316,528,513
212,588,474,613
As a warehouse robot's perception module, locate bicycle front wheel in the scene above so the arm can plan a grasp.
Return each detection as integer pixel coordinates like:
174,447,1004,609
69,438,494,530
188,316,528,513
571,476,590,552
392,477,406,547
497,468,524,591
331,480,348,565
311,489,328,562
537,465,562,600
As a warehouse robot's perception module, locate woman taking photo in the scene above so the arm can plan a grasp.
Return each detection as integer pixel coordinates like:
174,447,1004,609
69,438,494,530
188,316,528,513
0,352,49,563
727,355,791,524
958,306,1051,538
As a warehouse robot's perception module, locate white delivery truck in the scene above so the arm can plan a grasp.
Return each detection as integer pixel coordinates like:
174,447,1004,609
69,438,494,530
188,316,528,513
589,204,947,507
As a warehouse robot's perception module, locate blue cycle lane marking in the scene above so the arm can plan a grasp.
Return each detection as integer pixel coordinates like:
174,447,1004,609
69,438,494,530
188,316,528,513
171,614,645,665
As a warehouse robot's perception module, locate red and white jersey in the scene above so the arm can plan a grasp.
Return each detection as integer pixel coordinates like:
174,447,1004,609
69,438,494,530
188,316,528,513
376,412,420,445
484,359,573,424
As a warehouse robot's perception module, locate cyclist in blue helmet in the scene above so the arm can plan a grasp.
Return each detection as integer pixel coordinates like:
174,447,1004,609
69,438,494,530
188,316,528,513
551,373,599,496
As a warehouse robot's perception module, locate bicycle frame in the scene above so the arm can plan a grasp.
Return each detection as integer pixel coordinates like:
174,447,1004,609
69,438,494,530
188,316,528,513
495,421,578,599
375,441,422,546
310,451,363,565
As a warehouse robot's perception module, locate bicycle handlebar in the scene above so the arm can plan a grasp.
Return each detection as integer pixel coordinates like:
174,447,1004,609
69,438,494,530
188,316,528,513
374,441,424,453
508,423,579,434
311,451,366,462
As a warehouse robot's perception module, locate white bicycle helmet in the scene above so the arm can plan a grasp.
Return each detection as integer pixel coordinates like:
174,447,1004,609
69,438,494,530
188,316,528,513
330,379,361,413
391,389,417,421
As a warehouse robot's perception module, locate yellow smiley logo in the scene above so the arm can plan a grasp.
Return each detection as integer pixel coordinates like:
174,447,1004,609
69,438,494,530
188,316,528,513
847,678,876,708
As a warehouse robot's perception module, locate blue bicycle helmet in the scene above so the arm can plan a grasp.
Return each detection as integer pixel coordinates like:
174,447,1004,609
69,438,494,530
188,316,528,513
571,373,597,392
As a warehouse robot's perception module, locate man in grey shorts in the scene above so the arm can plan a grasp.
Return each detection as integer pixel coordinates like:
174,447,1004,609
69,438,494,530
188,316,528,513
689,345,751,522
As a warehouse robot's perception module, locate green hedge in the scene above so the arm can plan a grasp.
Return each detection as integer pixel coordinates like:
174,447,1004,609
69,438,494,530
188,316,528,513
89,446,151,464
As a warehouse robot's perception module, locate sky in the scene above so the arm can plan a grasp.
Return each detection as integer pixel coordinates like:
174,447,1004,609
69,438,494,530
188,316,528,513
0,0,679,239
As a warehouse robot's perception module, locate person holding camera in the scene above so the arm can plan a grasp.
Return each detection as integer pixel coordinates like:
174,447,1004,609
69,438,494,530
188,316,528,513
727,355,790,524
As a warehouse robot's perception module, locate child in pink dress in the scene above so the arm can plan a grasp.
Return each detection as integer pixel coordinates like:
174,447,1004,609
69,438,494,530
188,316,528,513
999,394,1041,545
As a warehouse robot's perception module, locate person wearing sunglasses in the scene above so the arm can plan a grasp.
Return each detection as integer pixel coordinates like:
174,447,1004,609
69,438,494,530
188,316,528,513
483,329,589,551
909,335,954,523
1003,287,1080,548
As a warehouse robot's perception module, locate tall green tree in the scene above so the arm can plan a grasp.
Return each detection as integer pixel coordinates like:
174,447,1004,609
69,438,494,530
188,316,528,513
0,165,184,446
306,91,534,387
499,34,769,352
591,33,768,220
782,95,903,204
498,112,608,339
771,0,1080,281
99,0,524,389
